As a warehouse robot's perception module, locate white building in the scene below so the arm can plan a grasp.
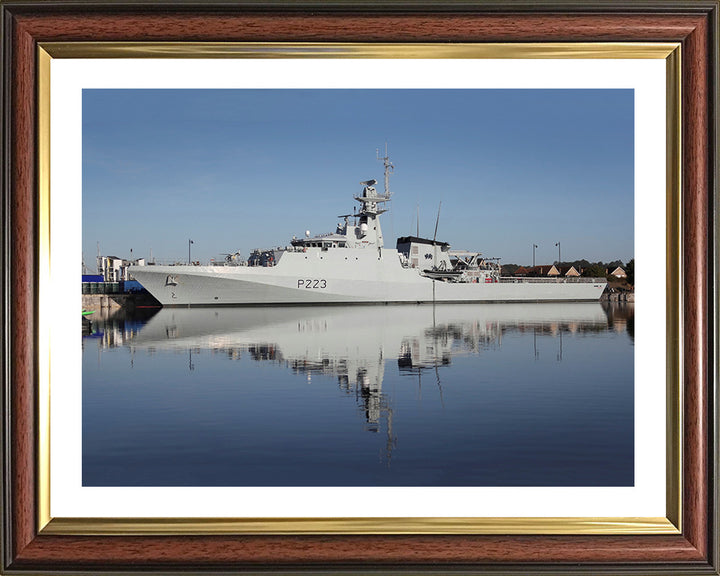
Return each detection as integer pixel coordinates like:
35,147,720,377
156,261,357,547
97,255,145,282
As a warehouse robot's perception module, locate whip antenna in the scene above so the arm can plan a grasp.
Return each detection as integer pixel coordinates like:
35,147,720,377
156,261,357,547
433,201,442,242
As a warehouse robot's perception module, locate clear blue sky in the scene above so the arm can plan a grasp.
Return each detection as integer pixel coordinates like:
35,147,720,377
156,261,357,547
83,89,633,267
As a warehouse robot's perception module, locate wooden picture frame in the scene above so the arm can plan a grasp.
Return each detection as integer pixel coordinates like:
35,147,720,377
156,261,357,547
1,1,717,573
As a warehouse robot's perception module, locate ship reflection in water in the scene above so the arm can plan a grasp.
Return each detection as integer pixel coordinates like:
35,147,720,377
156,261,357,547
83,302,634,487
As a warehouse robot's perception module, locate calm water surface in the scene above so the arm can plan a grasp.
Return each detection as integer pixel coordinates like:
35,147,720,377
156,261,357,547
82,302,634,487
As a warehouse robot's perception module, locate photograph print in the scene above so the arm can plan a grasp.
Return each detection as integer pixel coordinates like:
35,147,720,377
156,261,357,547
81,88,634,488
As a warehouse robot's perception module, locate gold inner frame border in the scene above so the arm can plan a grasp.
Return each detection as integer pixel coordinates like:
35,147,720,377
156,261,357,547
36,41,682,536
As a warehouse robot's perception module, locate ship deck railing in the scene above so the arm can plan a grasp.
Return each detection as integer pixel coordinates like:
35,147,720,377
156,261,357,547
498,276,605,284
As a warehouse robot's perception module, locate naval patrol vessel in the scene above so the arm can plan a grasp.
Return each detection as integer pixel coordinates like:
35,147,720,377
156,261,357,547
130,152,606,306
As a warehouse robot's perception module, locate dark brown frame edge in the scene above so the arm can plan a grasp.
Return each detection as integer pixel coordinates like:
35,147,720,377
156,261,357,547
1,1,717,574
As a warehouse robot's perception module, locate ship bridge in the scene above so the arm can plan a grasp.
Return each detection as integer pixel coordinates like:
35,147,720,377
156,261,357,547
290,232,348,250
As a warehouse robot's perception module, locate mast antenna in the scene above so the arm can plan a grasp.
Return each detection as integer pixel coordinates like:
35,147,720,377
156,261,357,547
433,201,442,242
376,143,394,198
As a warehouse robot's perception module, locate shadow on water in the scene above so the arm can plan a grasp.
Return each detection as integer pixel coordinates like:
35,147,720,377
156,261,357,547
82,306,160,350
84,301,633,350
83,302,634,473
83,303,634,395
601,300,635,341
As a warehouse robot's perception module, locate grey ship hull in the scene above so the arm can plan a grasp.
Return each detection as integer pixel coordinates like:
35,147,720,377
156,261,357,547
131,248,606,307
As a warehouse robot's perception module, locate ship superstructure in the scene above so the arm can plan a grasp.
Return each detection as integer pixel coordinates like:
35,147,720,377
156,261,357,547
130,151,606,306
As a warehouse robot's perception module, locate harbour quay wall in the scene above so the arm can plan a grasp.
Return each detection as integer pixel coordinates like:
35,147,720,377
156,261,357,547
82,293,160,313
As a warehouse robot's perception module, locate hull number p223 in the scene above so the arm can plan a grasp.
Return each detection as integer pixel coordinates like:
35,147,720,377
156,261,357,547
298,279,327,289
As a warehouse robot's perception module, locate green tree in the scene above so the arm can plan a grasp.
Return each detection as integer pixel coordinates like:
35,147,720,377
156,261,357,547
582,264,607,278
625,258,635,286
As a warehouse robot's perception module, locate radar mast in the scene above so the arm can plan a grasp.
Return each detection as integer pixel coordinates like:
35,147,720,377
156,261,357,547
377,143,394,198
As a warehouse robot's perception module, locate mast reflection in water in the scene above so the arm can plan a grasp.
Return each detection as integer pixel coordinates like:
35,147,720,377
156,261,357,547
82,302,634,487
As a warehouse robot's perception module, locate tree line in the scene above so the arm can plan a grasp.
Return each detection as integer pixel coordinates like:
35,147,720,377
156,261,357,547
501,258,635,285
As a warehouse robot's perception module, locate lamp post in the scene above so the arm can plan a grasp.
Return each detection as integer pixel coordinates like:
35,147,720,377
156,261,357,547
532,244,538,267
555,241,561,264
188,239,194,264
